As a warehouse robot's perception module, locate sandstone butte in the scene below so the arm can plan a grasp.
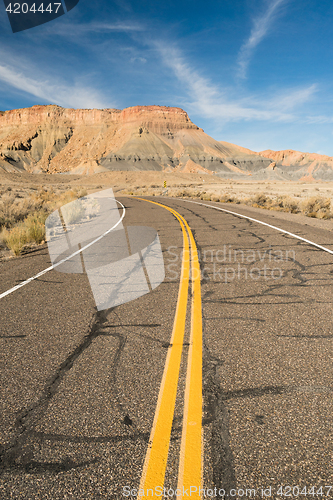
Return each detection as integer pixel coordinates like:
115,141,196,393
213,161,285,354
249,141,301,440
1,104,333,180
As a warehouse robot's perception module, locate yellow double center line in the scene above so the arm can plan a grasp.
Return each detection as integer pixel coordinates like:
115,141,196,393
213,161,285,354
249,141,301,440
137,199,203,499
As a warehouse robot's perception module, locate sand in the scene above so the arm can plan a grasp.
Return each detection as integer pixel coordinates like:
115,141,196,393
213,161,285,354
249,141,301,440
1,170,333,201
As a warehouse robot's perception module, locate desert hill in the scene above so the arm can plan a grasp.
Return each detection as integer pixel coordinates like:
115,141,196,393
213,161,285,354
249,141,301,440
1,104,333,180
0,105,270,177
258,149,333,181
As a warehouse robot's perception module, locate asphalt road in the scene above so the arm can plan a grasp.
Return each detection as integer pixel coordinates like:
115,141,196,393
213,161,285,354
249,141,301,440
1,196,333,499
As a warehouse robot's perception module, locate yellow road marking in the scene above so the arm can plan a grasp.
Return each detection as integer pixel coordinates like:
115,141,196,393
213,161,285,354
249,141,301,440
138,201,191,496
136,198,203,497
177,219,203,499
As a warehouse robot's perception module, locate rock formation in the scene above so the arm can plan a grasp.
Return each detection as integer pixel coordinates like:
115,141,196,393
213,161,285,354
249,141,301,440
0,104,271,177
258,149,333,181
1,104,333,180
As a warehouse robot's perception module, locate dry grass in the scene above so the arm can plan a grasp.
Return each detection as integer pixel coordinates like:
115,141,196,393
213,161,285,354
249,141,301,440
0,212,47,255
120,185,333,219
0,187,88,256
1,225,30,256
2,172,333,256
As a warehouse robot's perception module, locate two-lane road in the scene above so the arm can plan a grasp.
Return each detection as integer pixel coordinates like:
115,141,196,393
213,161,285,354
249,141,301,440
1,196,332,499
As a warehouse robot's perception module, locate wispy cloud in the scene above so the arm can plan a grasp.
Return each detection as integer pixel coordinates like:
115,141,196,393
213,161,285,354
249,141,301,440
267,84,318,110
304,115,333,124
155,42,316,123
237,0,287,79
43,21,144,37
0,18,144,109
130,57,147,64
0,63,112,108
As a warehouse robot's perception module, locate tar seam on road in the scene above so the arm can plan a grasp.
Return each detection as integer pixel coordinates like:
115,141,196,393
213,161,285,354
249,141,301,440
0,200,126,300
181,199,333,256
136,199,203,500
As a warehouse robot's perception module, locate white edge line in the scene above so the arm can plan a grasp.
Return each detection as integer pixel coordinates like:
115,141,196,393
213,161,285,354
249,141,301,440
0,200,126,300
180,199,333,256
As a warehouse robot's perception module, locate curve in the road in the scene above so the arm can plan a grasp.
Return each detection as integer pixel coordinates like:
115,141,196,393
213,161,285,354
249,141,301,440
182,199,333,255
0,200,126,300
138,195,333,498
137,199,203,500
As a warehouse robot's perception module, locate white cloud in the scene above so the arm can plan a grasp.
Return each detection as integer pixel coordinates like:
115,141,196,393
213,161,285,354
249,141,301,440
155,43,316,123
0,63,112,109
304,115,333,124
267,85,318,110
42,21,144,37
237,0,287,79
130,57,147,64
0,19,142,110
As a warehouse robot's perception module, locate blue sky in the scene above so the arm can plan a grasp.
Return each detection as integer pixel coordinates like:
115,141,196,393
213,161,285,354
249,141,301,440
1,0,333,154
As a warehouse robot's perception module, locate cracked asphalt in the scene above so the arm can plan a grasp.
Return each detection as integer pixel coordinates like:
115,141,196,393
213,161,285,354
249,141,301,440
1,196,332,499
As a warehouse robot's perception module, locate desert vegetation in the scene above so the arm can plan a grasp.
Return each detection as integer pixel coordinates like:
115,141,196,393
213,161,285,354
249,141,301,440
0,186,87,256
1,172,333,258
120,185,333,219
